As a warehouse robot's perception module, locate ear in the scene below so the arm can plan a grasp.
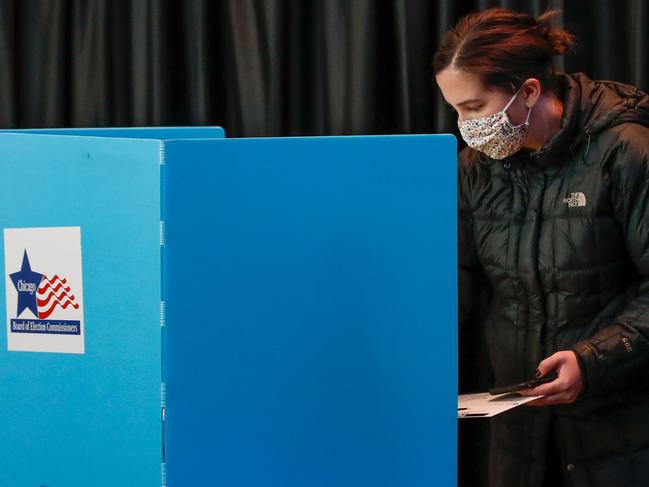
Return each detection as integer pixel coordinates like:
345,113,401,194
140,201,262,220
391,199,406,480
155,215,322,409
521,78,542,108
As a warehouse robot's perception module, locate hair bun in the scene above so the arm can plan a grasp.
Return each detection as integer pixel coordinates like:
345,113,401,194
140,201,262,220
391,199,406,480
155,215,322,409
536,10,575,56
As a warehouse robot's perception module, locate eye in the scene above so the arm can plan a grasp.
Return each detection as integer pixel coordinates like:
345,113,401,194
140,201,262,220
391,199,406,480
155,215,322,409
465,106,482,113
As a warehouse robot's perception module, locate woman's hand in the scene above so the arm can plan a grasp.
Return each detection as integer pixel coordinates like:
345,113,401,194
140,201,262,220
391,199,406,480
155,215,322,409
518,351,583,406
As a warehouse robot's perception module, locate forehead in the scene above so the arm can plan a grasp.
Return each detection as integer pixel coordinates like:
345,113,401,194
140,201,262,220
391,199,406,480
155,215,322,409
435,67,499,105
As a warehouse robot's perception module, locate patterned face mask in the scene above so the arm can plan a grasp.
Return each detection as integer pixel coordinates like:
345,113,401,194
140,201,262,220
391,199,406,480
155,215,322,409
457,88,532,160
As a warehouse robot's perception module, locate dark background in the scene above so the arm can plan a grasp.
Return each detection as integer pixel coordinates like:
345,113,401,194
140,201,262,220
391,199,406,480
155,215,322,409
0,0,647,138
1,1,646,486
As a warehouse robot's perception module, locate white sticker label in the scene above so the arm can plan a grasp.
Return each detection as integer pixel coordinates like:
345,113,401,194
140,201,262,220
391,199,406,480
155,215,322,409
4,227,84,354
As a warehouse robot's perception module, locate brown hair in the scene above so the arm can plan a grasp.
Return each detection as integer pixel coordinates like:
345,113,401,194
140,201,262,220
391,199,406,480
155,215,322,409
433,8,575,94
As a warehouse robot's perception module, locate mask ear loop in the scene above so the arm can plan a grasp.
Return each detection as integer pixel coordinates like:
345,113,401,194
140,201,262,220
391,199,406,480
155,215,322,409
502,89,521,113
503,87,533,128
522,105,532,125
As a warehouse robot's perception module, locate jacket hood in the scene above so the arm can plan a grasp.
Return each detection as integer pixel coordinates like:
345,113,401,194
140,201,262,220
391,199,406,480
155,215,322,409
482,73,649,167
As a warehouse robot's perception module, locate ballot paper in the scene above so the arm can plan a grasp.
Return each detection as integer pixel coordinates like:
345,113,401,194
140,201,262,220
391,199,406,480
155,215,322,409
458,392,544,418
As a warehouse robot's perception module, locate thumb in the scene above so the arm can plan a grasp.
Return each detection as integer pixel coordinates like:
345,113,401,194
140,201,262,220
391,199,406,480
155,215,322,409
536,352,563,378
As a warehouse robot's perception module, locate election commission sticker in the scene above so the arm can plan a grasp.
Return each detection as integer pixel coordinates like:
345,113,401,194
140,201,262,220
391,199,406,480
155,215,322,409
4,227,85,354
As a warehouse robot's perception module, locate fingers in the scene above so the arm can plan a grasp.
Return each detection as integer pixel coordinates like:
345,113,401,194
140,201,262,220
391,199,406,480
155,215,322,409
519,351,570,396
518,378,564,397
526,389,579,407
518,351,584,406
536,352,565,378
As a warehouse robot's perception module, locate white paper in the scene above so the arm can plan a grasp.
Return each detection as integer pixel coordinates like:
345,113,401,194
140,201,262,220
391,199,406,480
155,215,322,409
458,392,543,418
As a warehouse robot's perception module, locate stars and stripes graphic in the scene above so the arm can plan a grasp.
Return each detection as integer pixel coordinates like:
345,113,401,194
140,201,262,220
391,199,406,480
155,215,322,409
36,274,80,319
9,250,80,320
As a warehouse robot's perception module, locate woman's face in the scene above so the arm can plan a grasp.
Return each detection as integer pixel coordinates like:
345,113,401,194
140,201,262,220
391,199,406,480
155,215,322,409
435,67,529,125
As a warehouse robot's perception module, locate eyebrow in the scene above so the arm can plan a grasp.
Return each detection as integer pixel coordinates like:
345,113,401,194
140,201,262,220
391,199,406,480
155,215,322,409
456,98,483,107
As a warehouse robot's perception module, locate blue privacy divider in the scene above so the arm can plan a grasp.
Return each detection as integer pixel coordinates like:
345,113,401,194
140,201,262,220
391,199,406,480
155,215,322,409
0,129,457,487
0,133,163,486
164,134,457,487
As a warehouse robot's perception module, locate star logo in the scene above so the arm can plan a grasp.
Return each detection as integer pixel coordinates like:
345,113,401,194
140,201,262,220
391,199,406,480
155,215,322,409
9,250,44,318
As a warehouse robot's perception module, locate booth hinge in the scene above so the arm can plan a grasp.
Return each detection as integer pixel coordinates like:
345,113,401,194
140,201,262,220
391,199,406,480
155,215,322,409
160,301,166,328
160,220,165,247
159,142,166,166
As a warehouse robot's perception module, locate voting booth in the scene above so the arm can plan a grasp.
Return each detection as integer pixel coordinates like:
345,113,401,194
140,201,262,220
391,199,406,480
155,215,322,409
0,127,457,486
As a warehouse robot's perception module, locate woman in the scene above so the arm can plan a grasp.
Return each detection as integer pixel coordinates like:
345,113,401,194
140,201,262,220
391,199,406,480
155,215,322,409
434,8,649,487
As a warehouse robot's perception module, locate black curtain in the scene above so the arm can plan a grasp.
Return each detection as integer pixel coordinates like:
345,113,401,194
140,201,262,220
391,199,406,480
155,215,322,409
1,0,647,137
1,1,647,486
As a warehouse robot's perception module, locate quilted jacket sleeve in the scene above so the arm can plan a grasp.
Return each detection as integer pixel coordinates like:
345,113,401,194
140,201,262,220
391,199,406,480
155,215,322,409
572,123,649,396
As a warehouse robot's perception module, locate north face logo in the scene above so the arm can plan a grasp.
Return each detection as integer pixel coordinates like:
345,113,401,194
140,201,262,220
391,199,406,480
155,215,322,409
563,192,587,208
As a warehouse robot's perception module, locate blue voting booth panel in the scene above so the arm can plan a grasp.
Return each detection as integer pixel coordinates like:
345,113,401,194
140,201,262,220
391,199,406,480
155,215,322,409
164,135,457,487
0,129,457,487
0,134,163,486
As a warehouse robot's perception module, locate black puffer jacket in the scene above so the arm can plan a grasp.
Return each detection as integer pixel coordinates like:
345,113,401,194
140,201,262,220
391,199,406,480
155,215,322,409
459,72,649,487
